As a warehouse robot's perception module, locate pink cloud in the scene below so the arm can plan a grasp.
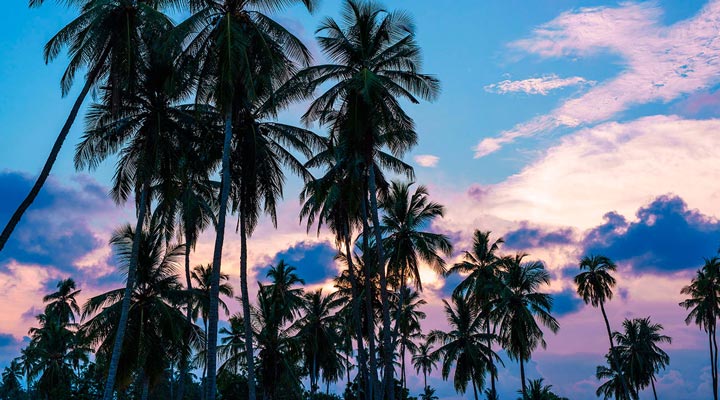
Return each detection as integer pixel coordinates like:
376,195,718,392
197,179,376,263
476,1,720,157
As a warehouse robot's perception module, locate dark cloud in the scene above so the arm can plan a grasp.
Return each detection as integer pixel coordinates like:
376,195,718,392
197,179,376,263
0,171,113,273
583,195,720,273
257,241,338,285
552,288,584,317
504,223,575,250
438,272,464,299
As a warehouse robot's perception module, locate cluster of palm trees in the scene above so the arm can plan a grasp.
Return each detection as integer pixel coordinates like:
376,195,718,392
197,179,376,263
1,0,441,398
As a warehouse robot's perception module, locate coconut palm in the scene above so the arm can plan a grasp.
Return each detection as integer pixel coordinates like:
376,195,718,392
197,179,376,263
43,278,82,324
680,256,720,400
217,313,248,375
394,287,426,390
596,353,639,400
412,338,438,390
428,293,499,400
190,264,234,335
575,255,631,398
0,359,24,400
519,378,568,400
419,385,439,400
1,0,171,253
280,1,440,395
81,222,203,399
176,1,316,396
293,289,344,394
446,230,504,396
613,317,671,399
495,254,559,398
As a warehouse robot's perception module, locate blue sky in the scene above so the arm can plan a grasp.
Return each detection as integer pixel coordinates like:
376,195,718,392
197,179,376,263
3,1,720,399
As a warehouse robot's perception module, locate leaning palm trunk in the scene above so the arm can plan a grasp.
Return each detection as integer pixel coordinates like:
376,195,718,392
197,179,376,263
344,234,370,399
239,210,257,400
520,358,526,399
486,319,496,396
713,322,719,400
0,47,109,253
206,112,234,400
599,300,631,399
102,181,150,400
367,166,394,400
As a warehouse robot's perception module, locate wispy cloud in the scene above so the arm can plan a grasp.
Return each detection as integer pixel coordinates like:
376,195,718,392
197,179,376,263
475,1,720,157
485,74,594,95
414,154,440,167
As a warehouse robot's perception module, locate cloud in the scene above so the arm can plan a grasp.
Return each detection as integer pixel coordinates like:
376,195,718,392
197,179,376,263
583,195,720,273
476,1,720,157
504,223,575,250
485,74,594,95
413,154,440,168
551,288,583,317
256,240,338,285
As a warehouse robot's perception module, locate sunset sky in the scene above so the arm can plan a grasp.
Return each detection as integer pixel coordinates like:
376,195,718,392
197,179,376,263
2,1,720,399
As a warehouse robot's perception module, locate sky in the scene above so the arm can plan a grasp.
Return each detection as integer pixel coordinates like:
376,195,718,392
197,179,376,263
1,0,720,399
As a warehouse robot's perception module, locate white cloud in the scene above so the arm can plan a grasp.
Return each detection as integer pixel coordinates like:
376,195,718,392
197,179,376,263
485,74,594,95
414,154,440,167
476,1,720,157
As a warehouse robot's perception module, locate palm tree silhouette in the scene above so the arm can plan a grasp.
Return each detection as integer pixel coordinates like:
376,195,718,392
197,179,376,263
613,317,671,399
447,230,504,396
495,254,559,398
280,1,440,395
680,256,720,400
412,338,438,390
575,255,631,398
43,278,82,324
428,292,498,400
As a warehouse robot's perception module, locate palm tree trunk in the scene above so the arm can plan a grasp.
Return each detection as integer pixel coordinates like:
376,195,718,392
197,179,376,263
345,235,369,398
102,180,150,400
367,166,394,400
651,375,658,400
401,340,406,392
471,369,479,400
178,234,193,400
205,111,234,400
361,198,378,400
599,300,631,399
710,328,717,400
423,370,427,390
141,375,150,400
520,358,526,399
239,210,258,400
487,319,496,396
713,321,719,400
312,352,318,393
0,46,109,253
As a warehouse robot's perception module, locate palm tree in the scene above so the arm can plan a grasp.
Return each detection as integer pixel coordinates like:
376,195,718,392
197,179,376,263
519,378,568,400
81,222,203,399
412,338,438,390
428,293,498,400
614,317,671,399
394,287,426,391
43,278,82,324
0,0,171,253
293,289,344,394
680,256,720,400
73,15,198,398
419,386,439,400
575,255,631,399
281,2,440,395
596,354,638,400
0,359,24,400
176,2,316,397
217,313,248,375
190,264,234,335
446,230,504,396
495,254,559,398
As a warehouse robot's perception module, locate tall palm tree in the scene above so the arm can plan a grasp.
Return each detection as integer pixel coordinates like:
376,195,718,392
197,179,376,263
81,222,203,399
613,317,671,399
1,0,169,252
428,293,498,400
446,230,504,396
73,15,197,399
575,255,631,398
190,264,234,335
680,256,720,400
0,359,24,400
176,2,316,397
43,278,82,324
495,254,559,398
293,289,344,394
412,338,438,390
280,2,440,395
